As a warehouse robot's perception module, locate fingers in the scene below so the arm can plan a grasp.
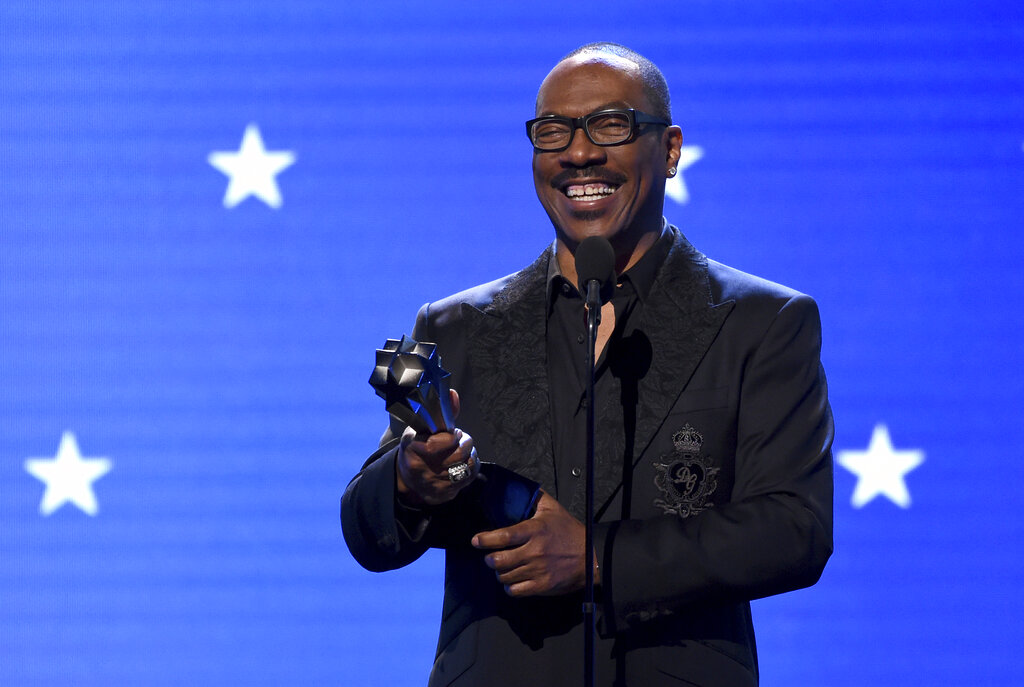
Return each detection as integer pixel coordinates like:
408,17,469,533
471,491,586,597
476,529,537,596
471,490,559,550
471,521,531,551
480,544,555,598
496,565,543,597
402,427,459,468
396,425,478,506
474,521,541,594
472,522,538,594
484,549,528,579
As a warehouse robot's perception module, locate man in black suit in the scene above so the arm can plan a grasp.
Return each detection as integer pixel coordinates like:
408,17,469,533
342,42,833,686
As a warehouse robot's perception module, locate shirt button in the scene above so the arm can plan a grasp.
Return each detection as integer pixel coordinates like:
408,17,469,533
576,334,585,344
562,283,572,295
571,467,582,477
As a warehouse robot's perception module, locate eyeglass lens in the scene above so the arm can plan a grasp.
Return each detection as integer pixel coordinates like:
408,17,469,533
531,111,633,150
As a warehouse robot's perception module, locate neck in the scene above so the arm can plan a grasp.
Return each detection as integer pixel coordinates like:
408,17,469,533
555,225,663,288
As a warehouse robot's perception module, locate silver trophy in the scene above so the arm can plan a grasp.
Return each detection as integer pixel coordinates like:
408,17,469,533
369,335,540,527
369,336,455,436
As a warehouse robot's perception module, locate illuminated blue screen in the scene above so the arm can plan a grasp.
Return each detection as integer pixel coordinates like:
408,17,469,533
2,2,1023,684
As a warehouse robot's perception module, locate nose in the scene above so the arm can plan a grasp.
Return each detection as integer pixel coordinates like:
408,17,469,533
559,125,607,168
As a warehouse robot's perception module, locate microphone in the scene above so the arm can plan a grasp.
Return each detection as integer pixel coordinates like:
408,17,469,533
574,236,616,313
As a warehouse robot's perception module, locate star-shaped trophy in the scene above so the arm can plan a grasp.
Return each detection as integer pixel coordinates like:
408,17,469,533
369,336,455,435
369,335,540,529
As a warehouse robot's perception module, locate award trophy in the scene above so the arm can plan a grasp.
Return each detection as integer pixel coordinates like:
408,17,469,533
369,336,541,528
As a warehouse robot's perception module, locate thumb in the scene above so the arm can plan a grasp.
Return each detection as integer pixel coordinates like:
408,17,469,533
449,388,461,420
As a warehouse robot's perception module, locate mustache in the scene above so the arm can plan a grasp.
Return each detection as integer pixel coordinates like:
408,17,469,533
550,167,627,189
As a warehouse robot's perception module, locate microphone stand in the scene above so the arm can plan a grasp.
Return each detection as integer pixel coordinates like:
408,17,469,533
582,279,601,687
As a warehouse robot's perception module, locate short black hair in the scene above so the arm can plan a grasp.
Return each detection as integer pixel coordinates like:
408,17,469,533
550,42,672,123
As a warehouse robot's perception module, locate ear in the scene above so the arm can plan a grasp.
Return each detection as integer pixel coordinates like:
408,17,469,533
663,125,683,176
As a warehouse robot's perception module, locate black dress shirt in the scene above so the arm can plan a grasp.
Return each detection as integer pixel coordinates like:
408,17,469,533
545,229,672,514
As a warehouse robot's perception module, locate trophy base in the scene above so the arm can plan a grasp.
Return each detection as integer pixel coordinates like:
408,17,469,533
467,462,541,529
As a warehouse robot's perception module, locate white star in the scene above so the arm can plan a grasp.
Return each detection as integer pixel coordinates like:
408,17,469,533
24,432,112,516
208,123,296,209
664,145,703,204
837,424,924,509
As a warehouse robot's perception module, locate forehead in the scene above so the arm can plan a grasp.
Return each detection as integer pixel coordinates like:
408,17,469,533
536,55,651,117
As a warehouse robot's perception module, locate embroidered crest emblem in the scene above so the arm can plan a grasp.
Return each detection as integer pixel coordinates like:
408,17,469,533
653,424,719,518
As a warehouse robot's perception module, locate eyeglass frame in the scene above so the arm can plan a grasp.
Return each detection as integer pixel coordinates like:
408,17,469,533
525,108,672,152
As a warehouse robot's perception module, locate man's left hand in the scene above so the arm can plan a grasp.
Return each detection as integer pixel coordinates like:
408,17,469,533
471,491,593,597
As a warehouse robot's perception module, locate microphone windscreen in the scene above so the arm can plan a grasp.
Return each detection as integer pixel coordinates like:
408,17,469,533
574,236,616,305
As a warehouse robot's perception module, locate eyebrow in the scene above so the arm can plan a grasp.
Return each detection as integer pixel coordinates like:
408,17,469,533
537,100,633,118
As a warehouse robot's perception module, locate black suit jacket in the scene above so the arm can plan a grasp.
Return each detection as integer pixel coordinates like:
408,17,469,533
342,226,833,686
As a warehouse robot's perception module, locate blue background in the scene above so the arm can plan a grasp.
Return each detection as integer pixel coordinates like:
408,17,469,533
2,1,1023,684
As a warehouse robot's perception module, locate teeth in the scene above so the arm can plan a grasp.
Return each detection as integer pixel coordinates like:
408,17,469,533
565,183,617,200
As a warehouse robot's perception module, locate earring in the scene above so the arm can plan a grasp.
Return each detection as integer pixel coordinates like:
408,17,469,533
668,166,677,177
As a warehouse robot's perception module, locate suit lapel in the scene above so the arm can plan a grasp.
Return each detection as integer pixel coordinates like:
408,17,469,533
462,249,556,493
457,230,734,515
594,229,734,514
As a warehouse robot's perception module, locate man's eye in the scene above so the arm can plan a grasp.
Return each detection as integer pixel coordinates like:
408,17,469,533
535,126,568,140
591,118,629,134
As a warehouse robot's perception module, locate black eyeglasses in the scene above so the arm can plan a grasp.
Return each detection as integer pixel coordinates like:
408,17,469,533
525,108,670,152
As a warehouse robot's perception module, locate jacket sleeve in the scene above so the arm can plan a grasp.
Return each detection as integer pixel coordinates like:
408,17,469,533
340,439,428,572
340,302,482,572
595,293,834,633
340,302,434,573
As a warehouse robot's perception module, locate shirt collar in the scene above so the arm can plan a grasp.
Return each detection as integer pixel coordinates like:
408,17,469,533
546,219,673,309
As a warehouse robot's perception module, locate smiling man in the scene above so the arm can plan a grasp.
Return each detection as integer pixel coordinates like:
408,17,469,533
342,43,834,686
532,49,679,281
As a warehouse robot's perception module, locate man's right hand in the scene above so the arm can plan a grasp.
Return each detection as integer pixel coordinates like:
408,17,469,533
395,390,478,506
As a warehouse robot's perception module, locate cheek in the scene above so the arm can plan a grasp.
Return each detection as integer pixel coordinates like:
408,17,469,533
533,164,562,200
534,155,557,176
532,163,552,193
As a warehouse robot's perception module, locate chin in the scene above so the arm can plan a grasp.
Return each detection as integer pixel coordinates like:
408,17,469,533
568,208,607,222
555,222,621,252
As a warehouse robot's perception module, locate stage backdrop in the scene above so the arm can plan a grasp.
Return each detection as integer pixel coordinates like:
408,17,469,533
2,2,1022,685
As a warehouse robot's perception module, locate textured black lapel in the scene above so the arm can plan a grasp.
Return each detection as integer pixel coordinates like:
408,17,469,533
462,249,556,493
633,230,734,458
594,228,734,514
